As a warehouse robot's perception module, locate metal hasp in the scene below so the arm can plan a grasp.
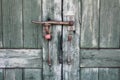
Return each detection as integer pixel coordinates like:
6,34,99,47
32,20,74,66
32,20,74,40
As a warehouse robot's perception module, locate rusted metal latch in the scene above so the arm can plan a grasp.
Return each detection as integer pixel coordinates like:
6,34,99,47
32,20,74,40
32,21,74,26
32,20,74,66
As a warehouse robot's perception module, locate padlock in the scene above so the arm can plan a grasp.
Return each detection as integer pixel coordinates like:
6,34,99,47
44,34,52,40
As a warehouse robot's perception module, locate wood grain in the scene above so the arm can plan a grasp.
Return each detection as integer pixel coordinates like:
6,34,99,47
81,49,120,67
81,68,98,80
81,0,100,48
23,0,42,48
0,49,42,68
2,0,23,48
99,68,120,80
42,0,50,79
0,0,2,48
63,0,80,80
24,69,42,80
4,69,22,80
48,0,62,79
0,69,3,80
100,0,120,48
42,0,62,80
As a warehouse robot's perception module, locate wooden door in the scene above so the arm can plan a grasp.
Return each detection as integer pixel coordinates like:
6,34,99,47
80,0,120,80
0,0,120,80
0,0,43,79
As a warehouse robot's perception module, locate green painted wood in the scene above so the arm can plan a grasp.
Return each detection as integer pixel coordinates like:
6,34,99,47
23,0,42,48
42,0,62,80
81,0,100,48
4,69,22,80
0,69,3,80
24,69,42,80
100,0,120,48
2,0,23,48
99,68,120,80
81,68,98,80
0,49,42,68
63,0,80,80
80,49,120,67
0,0,2,48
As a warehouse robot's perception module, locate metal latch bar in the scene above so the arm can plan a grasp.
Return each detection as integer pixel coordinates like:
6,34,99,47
32,20,74,26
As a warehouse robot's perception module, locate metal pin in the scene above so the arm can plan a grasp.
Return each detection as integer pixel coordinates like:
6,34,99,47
48,47,51,66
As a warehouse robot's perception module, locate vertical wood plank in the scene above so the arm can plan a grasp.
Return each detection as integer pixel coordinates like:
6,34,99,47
81,68,98,80
63,0,80,80
100,0,120,48
23,0,42,48
99,68,120,80
42,0,62,80
0,69,3,80
0,0,2,47
48,0,62,79
2,0,23,48
24,69,42,80
4,69,22,80
81,0,100,48
42,0,50,79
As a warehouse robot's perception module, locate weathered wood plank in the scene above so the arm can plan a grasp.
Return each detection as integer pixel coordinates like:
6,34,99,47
81,68,98,80
48,0,62,79
0,69,3,80
0,49,42,68
99,68,120,80
4,69,22,80
23,0,42,48
42,0,62,80
42,0,50,77
100,0,120,48
80,49,120,67
0,0,2,48
81,0,100,48
63,0,80,80
2,0,23,48
24,69,42,80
